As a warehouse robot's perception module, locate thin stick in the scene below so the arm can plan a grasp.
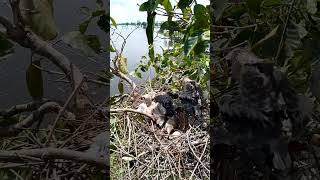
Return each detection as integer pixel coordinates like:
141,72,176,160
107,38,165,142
45,79,84,146
109,108,155,121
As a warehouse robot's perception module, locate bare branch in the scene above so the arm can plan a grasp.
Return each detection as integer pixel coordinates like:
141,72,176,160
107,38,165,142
45,78,84,146
109,108,155,121
0,100,52,117
0,102,75,137
0,148,108,169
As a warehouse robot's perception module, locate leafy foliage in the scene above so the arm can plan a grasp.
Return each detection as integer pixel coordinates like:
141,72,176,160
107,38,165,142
135,0,210,90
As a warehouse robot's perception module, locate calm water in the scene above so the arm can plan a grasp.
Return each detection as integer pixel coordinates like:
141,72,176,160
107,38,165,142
0,1,109,109
0,2,168,109
110,25,168,95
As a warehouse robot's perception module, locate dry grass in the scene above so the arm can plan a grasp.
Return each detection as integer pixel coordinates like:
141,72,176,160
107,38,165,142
0,106,108,179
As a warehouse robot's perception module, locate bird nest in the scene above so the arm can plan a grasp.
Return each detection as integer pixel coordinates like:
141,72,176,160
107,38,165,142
110,82,210,179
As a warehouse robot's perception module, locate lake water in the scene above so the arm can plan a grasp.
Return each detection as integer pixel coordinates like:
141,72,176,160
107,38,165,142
110,25,168,95
0,0,108,109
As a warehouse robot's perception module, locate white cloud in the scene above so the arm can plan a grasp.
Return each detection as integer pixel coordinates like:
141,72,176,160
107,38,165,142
111,0,209,23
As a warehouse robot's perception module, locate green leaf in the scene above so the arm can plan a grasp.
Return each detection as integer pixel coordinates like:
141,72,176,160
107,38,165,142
26,60,43,101
139,0,160,11
184,34,200,56
79,6,90,16
194,4,209,28
212,0,228,21
118,80,124,94
19,0,58,40
97,14,109,33
62,31,97,57
177,0,193,10
135,71,142,79
161,0,173,16
307,0,317,14
160,21,180,32
110,16,117,28
86,35,101,53
116,55,129,74
92,10,105,17
146,11,156,45
79,19,91,34
109,44,116,52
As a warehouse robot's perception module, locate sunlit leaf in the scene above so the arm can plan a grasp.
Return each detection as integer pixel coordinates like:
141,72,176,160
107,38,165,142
109,44,116,52
161,0,173,18
116,55,129,74
110,16,117,28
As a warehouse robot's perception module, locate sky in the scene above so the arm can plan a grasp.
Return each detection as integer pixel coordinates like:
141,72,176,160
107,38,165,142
110,0,210,23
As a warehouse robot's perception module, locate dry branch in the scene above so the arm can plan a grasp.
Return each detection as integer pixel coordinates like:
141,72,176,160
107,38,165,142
0,102,75,137
0,100,51,117
0,148,108,169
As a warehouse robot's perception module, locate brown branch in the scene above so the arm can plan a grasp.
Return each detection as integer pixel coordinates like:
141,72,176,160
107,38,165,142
0,102,75,137
0,100,51,117
45,78,84,146
109,108,155,121
0,148,108,169
110,67,137,91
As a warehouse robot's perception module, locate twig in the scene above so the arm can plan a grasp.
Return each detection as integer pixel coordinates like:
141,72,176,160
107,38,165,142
0,102,74,137
0,148,108,169
45,78,84,146
109,108,155,121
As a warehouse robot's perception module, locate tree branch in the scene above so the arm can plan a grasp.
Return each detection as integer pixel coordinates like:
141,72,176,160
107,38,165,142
0,102,75,137
0,148,108,169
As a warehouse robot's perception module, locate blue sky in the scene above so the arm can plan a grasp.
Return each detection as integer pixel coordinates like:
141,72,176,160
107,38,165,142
110,0,210,23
